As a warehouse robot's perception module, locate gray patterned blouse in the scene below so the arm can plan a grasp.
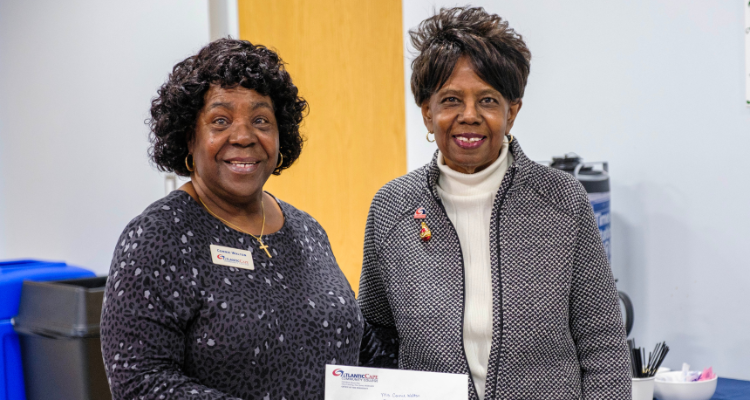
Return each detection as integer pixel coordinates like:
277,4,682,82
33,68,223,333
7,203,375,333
101,190,363,400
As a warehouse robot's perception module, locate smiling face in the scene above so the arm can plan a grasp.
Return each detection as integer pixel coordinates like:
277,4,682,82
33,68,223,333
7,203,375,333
422,56,522,174
189,85,279,205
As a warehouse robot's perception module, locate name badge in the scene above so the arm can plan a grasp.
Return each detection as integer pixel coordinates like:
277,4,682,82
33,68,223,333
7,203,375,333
325,364,467,399
210,244,254,270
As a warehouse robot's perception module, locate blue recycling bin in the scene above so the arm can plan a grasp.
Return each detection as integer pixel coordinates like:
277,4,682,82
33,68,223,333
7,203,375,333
0,260,94,400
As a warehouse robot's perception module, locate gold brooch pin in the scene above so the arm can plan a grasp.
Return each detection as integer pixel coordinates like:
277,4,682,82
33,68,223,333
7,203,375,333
419,221,432,242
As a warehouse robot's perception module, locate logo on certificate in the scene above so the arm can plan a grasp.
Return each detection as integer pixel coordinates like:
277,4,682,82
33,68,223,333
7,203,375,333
331,368,378,383
328,367,379,392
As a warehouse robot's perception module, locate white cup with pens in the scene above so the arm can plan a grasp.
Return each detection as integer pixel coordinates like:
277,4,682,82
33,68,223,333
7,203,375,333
628,339,669,400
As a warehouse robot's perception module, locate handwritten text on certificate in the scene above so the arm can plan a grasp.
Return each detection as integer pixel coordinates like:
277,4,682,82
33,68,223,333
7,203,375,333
324,364,468,400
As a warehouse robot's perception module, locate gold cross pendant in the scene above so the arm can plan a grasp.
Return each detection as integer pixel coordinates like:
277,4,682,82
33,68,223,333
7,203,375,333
258,241,272,258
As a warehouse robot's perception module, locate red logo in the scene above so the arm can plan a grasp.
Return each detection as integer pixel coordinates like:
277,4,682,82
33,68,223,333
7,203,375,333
413,207,426,219
332,368,343,376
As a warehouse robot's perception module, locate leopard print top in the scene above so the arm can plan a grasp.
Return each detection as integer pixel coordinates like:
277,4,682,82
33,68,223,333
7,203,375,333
101,190,363,400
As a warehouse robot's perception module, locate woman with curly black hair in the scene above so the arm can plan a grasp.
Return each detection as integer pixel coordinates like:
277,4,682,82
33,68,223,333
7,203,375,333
101,39,363,400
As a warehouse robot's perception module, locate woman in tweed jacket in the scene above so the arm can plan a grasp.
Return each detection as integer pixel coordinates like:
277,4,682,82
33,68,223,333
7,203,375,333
358,7,631,400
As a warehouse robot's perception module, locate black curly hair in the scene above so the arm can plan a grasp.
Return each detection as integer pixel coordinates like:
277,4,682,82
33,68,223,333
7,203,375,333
148,38,307,176
410,6,531,106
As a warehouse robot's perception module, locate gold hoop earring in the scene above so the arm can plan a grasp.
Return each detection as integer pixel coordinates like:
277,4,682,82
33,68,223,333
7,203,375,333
426,131,435,143
276,153,284,169
185,154,195,172
507,134,514,144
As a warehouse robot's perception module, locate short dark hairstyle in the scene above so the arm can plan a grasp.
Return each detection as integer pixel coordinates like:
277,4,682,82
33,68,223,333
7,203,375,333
148,38,307,176
409,6,531,106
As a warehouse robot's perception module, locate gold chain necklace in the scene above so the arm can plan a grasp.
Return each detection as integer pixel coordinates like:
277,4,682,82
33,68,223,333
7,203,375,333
199,197,272,258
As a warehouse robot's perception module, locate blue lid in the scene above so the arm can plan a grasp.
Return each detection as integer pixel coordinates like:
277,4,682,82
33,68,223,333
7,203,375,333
0,259,95,319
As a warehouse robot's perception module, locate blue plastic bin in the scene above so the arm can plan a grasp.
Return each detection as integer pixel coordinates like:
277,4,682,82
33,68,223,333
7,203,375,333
0,260,94,400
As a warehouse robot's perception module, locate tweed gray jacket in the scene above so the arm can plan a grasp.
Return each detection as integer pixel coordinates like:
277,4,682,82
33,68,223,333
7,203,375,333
358,139,631,400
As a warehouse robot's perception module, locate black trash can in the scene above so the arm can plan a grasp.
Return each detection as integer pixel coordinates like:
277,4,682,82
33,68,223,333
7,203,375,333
12,276,111,400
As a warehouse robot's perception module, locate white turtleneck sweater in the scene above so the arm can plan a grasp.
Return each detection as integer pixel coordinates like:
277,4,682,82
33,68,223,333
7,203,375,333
436,139,513,400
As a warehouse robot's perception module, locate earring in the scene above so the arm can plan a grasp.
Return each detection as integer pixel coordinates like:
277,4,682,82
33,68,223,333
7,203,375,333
276,153,284,169
185,154,195,172
426,131,435,143
507,134,514,144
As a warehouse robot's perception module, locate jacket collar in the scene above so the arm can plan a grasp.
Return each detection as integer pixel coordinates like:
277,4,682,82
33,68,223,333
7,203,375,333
424,136,533,199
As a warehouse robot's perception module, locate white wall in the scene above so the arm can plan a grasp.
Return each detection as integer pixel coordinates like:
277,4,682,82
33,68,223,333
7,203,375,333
208,0,239,41
404,1,750,380
0,0,210,275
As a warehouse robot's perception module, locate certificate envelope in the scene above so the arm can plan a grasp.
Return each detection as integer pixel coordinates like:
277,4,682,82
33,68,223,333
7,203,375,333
324,364,468,400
